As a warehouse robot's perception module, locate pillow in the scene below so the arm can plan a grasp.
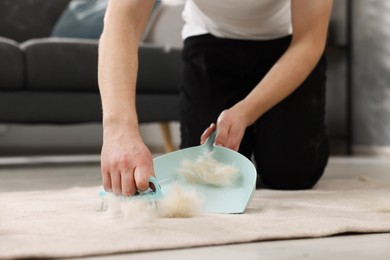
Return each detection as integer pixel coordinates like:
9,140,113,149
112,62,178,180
52,0,161,39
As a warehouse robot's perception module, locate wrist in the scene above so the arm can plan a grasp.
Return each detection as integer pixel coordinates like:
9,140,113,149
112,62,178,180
102,114,140,138
234,100,264,126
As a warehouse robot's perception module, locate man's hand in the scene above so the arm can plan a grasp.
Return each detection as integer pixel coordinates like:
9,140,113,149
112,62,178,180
200,106,249,151
101,130,154,196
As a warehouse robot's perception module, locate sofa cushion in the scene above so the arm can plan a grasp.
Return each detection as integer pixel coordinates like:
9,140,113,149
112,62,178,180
21,38,99,91
0,37,24,90
22,38,181,93
0,0,71,42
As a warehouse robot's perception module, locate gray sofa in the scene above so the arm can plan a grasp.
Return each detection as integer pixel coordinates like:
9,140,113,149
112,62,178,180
0,0,182,126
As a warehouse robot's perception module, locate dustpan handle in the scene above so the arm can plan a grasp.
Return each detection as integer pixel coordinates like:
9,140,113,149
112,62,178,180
204,130,217,151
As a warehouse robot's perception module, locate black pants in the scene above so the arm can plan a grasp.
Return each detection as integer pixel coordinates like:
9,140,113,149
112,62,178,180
179,34,329,190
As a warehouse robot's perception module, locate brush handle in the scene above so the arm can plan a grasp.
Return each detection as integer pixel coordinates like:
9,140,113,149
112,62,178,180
148,176,163,198
98,176,163,199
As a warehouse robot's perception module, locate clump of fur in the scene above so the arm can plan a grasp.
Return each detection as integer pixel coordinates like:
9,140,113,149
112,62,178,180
100,184,201,219
157,183,201,218
102,193,157,223
177,154,239,187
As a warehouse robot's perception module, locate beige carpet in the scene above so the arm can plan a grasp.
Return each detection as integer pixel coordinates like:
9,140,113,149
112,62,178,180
1,175,390,259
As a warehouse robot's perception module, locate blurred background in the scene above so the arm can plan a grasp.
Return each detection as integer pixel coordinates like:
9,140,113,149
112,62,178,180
0,0,389,161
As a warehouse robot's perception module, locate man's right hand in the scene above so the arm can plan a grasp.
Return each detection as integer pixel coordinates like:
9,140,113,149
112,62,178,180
97,0,155,196
100,130,154,196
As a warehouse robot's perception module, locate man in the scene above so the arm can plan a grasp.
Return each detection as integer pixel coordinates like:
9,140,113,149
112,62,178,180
98,0,333,195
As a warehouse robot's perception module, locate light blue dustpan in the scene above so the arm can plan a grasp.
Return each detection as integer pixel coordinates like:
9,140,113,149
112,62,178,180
153,132,257,214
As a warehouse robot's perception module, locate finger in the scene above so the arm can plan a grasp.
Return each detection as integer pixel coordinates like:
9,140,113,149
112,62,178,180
215,123,229,147
232,141,240,152
149,166,157,191
233,131,245,151
200,123,216,144
227,135,241,151
101,168,112,192
233,141,241,151
216,112,230,146
111,171,122,195
134,165,151,192
228,127,241,151
150,164,156,178
121,170,136,196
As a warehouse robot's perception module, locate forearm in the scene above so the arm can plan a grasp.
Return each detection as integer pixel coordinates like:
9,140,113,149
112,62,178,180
236,41,325,126
98,0,154,134
99,29,138,131
236,0,332,126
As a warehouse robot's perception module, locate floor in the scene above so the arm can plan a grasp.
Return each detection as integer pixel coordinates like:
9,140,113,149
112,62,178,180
1,156,389,259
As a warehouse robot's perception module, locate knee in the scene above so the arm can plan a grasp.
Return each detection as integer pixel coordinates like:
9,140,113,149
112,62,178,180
256,142,329,190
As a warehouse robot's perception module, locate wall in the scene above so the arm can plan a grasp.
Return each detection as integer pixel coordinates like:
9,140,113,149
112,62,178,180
353,0,390,153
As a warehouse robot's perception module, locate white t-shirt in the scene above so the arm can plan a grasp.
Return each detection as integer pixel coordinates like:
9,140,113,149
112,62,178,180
182,0,292,40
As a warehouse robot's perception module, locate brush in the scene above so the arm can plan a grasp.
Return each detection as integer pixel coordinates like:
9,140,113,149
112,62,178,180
98,176,163,211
